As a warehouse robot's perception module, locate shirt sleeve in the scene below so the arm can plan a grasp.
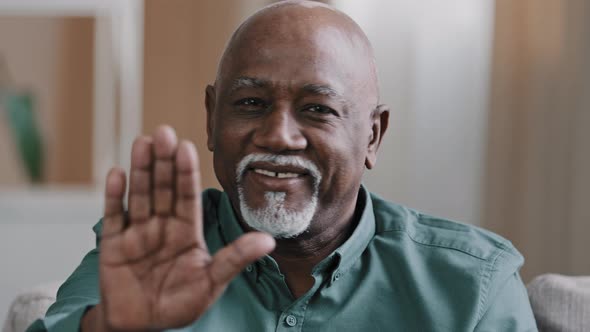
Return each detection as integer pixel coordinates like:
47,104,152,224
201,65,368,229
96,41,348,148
26,222,103,332
474,247,538,332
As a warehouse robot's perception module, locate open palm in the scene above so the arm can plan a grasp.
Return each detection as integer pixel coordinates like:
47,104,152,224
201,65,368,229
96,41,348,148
97,126,274,331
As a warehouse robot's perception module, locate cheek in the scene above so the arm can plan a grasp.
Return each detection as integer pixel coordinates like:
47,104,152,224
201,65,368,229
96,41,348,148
314,133,365,183
213,116,257,162
212,122,253,188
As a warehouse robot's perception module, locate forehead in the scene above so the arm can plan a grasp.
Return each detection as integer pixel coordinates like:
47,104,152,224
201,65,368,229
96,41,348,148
218,15,371,96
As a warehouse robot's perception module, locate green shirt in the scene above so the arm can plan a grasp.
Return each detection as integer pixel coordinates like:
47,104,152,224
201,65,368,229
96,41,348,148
27,187,537,331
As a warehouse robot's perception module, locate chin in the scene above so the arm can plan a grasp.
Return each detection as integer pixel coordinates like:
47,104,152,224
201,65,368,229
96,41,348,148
238,189,318,239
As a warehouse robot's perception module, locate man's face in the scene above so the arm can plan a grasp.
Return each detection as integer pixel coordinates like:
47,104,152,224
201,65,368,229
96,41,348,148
206,13,380,238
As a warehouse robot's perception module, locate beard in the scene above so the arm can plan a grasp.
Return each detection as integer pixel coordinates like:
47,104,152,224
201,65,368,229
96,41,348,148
235,153,321,239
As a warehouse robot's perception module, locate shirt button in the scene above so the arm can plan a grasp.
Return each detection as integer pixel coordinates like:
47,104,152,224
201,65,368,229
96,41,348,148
333,271,341,281
246,265,253,272
285,315,297,327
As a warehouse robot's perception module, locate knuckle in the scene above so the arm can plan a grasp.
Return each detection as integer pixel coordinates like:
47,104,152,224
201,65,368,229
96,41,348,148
129,195,151,220
154,189,173,215
131,171,150,193
154,160,174,187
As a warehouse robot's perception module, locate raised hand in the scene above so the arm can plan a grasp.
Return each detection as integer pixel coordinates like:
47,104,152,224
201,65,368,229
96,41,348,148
85,126,275,332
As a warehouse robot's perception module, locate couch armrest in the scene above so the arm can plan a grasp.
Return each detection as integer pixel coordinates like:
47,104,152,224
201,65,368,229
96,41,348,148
2,281,62,332
528,274,590,332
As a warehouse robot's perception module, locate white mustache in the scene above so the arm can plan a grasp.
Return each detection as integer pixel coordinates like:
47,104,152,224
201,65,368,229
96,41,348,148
236,153,322,187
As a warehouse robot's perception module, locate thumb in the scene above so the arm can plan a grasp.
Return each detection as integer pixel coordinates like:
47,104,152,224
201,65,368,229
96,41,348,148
209,232,275,286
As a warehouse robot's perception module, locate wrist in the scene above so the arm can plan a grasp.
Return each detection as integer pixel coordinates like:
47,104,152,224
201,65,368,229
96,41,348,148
81,304,112,332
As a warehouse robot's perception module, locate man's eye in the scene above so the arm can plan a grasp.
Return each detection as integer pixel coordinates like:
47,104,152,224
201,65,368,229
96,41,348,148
235,97,266,108
304,104,336,115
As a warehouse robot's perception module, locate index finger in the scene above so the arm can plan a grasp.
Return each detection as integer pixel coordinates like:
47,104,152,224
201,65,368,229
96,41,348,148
174,140,204,244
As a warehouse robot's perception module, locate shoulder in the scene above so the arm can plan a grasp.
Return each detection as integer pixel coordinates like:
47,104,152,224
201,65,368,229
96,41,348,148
369,192,523,269
368,192,529,322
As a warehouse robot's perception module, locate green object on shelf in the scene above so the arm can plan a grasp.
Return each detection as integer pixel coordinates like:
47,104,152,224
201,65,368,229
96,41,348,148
3,93,44,183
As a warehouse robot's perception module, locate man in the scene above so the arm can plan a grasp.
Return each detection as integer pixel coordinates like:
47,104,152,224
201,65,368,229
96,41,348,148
28,1,537,331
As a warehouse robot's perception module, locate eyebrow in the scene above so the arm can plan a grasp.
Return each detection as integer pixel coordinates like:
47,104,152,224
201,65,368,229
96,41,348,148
229,77,269,93
302,83,343,100
302,83,351,109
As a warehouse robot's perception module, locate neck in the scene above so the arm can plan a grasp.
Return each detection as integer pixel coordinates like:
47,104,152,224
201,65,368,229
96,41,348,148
271,214,355,263
270,225,354,298
272,187,363,258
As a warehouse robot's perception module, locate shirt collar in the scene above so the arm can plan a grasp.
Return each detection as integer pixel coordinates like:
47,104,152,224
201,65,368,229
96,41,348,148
217,185,376,279
329,185,375,281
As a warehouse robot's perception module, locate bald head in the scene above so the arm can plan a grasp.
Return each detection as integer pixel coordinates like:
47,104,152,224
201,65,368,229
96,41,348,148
215,0,380,107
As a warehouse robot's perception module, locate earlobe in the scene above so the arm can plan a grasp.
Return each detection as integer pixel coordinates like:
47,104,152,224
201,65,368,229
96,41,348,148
365,104,390,169
205,84,216,152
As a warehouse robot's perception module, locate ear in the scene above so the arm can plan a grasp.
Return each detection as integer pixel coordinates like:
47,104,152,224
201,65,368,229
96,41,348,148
205,84,216,152
365,104,390,169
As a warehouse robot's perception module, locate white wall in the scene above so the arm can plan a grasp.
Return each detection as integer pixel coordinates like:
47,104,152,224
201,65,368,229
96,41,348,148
0,189,100,321
333,0,495,224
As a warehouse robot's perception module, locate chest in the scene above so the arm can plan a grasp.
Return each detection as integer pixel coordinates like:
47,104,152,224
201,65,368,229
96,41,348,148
176,252,483,332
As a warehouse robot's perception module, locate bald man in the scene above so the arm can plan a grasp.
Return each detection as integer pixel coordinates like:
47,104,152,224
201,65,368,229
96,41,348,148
28,1,536,331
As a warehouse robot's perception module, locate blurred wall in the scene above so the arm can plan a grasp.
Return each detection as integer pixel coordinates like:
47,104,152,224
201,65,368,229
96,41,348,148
484,0,590,281
0,17,94,186
333,0,495,224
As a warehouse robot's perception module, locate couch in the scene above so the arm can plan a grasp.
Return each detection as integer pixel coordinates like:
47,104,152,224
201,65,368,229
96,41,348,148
2,282,61,332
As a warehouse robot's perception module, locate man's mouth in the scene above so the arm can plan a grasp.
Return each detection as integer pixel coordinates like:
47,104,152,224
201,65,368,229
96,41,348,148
236,153,322,190
243,164,308,193
248,161,307,180
253,168,300,179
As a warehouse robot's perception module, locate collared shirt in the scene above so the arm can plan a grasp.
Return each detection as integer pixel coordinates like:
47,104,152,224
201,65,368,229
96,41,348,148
27,186,537,332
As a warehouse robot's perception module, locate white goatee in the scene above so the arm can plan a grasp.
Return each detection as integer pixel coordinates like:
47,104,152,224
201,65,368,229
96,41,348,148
236,153,321,238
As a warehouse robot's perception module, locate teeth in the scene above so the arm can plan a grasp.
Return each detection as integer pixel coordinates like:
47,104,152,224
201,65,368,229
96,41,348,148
253,169,299,178
277,172,298,178
254,169,275,177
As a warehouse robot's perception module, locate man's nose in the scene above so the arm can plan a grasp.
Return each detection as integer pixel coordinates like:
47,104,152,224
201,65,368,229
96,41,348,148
252,106,307,153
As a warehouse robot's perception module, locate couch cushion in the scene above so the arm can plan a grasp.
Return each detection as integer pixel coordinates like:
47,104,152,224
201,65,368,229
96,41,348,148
528,274,590,332
2,281,61,332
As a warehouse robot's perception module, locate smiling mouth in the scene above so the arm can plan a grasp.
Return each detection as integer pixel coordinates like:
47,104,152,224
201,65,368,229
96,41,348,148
236,154,322,190
253,168,301,179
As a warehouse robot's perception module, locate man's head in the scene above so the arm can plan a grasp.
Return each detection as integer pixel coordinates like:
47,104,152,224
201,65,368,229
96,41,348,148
205,0,389,238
